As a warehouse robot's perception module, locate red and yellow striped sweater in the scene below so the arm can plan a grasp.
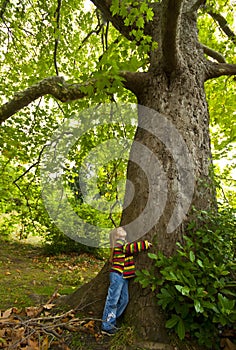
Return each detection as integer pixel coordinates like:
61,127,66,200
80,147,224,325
110,239,149,279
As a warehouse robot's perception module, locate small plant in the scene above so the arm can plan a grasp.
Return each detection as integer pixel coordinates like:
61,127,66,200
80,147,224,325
110,325,135,350
135,206,236,349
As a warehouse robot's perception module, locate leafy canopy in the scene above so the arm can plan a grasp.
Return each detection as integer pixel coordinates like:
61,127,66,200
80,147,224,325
0,0,235,245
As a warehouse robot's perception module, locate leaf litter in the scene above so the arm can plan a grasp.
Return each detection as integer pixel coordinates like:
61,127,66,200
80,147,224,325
0,290,105,350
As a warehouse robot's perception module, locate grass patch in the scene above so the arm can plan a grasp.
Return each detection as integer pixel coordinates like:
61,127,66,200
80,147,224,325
0,237,105,310
110,325,136,350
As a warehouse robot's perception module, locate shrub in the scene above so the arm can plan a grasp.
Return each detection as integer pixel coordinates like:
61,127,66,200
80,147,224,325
135,207,236,349
42,227,102,258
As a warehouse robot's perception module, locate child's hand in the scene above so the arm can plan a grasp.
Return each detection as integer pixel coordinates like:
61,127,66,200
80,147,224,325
147,241,152,248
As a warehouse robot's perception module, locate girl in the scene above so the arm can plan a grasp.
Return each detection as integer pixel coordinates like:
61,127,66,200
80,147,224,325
101,227,152,335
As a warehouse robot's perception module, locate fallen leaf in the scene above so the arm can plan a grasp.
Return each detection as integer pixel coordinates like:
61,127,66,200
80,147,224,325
43,303,55,310
0,330,5,337
42,336,49,350
83,320,95,334
1,308,13,319
27,338,40,350
26,306,43,317
95,333,102,341
12,327,25,342
5,327,12,336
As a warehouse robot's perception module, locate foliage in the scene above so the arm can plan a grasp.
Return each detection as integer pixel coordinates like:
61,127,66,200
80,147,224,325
198,0,236,206
0,0,235,253
136,206,236,348
65,120,136,230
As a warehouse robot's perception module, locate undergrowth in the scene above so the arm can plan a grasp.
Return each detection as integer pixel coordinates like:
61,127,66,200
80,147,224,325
136,206,236,349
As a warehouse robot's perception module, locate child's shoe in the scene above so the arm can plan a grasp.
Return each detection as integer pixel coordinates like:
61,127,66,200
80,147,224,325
101,328,116,336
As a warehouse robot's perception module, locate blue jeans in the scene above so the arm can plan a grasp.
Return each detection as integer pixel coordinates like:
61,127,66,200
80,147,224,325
102,272,129,331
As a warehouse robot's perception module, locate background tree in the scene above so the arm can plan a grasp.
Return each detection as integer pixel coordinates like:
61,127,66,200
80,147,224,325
0,0,235,348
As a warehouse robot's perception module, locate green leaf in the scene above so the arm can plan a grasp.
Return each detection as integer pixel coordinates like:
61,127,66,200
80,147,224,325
194,300,204,313
175,285,190,296
220,270,230,275
197,259,203,267
136,17,145,28
110,0,119,15
189,251,195,262
177,319,186,340
148,252,158,260
218,293,235,311
146,8,154,21
166,315,180,328
141,269,150,276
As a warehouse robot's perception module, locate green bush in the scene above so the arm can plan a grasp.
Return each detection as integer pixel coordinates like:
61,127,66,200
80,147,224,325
42,226,102,257
135,207,236,349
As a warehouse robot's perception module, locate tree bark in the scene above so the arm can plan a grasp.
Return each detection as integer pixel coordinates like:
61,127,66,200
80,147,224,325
62,7,216,350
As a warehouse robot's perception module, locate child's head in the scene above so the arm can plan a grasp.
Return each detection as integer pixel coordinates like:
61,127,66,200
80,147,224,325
109,227,127,248
116,227,127,239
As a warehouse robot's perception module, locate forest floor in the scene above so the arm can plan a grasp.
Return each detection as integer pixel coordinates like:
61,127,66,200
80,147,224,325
0,237,113,349
0,237,179,350
0,237,235,350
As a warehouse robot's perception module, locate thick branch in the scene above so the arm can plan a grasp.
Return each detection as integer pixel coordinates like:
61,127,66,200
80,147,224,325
0,76,87,123
0,72,143,123
189,0,206,13
205,61,236,80
120,71,150,97
161,0,184,75
90,0,133,41
208,10,236,44
201,44,226,63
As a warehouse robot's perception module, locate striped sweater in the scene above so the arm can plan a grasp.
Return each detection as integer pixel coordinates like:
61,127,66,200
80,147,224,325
110,239,149,279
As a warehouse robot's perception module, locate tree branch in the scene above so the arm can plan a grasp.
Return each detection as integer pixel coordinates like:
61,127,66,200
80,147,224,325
161,0,184,75
53,0,62,76
90,0,133,41
205,61,236,80
208,10,236,44
189,0,206,13
0,76,87,123
0,72,144,123
201,43,226,63
119,71,150,97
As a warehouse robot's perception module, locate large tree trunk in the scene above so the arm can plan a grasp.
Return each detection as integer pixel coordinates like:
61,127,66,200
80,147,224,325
62,4,216,349
120,67,215,345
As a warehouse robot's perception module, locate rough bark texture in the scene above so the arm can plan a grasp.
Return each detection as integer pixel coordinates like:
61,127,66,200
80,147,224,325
119,12,215,343
62,4,216,349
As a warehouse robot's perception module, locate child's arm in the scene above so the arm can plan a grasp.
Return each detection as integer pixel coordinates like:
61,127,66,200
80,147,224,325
123,240,152,254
